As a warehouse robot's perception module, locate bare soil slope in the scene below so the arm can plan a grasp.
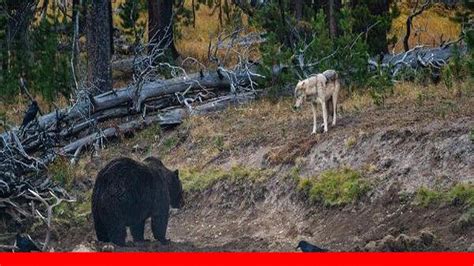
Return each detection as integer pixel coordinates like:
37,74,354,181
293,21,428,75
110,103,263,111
5,84,473,252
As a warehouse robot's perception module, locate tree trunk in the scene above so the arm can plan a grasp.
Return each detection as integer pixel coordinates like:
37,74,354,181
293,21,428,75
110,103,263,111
294,0,303,21
86,0,112,94
403,0,431,52
109,0,114,55
192,0,196,28
328,0,339,39
148,0,179,59
403,15,412,52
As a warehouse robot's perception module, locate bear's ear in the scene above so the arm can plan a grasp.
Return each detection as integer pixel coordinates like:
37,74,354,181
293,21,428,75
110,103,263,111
174,169,179,176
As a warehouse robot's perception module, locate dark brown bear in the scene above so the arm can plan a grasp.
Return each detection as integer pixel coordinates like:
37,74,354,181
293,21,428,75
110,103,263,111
92,157,184,246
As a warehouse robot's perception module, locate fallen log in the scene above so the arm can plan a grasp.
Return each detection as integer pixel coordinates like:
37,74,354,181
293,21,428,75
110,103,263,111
1,68,256,149
61,92,255,156
367,41,466,78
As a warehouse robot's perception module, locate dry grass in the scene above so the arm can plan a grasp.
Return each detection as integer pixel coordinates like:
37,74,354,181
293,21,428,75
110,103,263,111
163,80,471,167
175,2,222,64
112,0,257,67
390,2,461,53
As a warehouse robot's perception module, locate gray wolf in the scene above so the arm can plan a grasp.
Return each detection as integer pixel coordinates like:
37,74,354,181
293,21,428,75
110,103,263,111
92,157,184,246
293,70,340,133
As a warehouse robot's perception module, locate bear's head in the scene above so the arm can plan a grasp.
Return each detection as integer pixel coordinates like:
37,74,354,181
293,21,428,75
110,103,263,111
168,169,184,209
144,156,184,209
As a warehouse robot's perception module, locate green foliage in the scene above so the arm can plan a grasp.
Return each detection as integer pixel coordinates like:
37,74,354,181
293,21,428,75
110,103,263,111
48,157,75,188
31,18,73,102
252,2,396,97
297,168,370,207
162,136,179,151
367,65,393,106
54,191,91,227
136,123,161,142
415,187,443,207
180,165,272,192
449,0,474,80
213,134,225,150
0,5,72,103
258,32,296,97
118,0,146,43
415,184,474,208
442,64,454,90
414,68,433,86
350,0,399,55
465,29,474,78
448,184,474,207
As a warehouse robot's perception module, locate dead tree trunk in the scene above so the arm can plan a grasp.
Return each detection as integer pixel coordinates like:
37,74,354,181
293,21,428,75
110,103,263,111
403,0,432,52
86,0,113,93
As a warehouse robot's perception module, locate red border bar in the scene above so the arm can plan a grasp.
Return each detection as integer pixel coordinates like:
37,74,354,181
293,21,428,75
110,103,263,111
0,252,473,266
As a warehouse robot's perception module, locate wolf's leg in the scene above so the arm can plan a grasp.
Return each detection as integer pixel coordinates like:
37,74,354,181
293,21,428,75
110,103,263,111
332,93,338,126
321,100,328,132
311,102,317,134
322,97,333,128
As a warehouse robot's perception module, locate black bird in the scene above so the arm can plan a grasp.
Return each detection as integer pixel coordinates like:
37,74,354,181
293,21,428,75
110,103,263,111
21,101,39,129
15,233,41,252
296,240,329,252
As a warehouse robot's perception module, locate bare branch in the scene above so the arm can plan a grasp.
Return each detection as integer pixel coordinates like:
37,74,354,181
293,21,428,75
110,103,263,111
403,0,432,52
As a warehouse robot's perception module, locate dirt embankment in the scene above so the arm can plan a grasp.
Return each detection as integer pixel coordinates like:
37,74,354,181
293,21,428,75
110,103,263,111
158,97,473,252
3,86,473,252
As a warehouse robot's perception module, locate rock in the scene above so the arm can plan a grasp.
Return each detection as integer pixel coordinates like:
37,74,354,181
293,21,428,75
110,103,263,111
366,231,441,251
72,244,94,252
101,244,115,252
420,230,435,246
388,227,399,235
468,243,474,252
364,241,378,251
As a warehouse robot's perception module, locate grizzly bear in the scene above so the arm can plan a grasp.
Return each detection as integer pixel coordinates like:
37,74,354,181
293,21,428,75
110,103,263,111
92,157,184,246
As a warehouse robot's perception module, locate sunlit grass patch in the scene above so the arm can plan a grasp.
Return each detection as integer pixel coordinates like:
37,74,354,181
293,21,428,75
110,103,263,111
180,165,273,192
298,168,370,207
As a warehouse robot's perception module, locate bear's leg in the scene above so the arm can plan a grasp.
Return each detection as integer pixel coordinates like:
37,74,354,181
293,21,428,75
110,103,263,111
130,220,146,242
151,213,170,245
94,216,110,242
108,223,127,246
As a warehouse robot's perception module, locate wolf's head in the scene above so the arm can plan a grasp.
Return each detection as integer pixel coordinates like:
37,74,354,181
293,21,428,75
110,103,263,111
293,80,307,110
